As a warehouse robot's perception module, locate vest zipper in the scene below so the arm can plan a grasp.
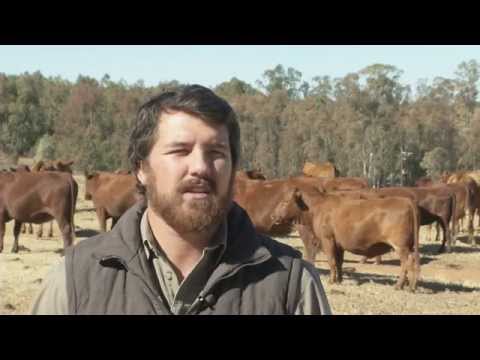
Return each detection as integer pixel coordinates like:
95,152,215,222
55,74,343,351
128,270,173,315
188,255,271,315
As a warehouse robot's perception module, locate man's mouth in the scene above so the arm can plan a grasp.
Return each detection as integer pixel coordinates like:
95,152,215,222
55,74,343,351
185,186,212,194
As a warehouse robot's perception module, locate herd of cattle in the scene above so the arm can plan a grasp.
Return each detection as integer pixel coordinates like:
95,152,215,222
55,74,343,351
1,160,480,293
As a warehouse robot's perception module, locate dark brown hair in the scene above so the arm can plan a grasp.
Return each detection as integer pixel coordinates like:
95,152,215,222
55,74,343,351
128,84,241,194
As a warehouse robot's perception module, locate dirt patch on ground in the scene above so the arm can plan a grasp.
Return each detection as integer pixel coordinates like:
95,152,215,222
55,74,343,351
1,174,479,314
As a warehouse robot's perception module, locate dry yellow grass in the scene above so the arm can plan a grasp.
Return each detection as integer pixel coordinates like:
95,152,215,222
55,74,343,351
1,174,480,314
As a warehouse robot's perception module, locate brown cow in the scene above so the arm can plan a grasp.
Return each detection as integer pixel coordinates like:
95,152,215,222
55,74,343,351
233,176,325,237
32,159,74,173
303,161,339,178
367,187,457,253
272,188,421,292
10,165,31,172
415,177,434,187
22,160,75,238
235,169,266,180
442,174,480,241
114,169,132,175
85,171,143,232
299,175,369,192
0,171,77,253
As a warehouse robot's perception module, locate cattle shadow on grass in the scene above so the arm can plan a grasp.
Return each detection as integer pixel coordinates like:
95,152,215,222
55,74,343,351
75,207,96,213
376,256,437,266
75,229,100,238
315,267,480,294
420,243,480,255
453,235,480,246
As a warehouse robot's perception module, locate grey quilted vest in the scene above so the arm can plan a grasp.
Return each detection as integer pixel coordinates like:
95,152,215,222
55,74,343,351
64,202,303,315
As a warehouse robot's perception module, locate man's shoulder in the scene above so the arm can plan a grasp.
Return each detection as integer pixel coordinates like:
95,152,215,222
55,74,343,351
66,231,116,261
257,233,303,260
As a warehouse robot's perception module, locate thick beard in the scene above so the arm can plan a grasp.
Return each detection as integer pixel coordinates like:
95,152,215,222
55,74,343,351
144,171,234,234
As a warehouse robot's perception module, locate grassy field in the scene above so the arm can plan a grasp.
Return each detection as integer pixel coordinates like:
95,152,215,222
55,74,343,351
1,174,480,314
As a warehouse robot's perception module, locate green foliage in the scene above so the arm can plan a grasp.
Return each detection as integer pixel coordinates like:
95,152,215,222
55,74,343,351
1,61,480,184
35,134,56,161
421,147,450,178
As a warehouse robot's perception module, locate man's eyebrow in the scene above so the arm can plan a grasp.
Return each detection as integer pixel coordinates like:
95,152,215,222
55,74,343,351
164,141,192,148
207,142,229,150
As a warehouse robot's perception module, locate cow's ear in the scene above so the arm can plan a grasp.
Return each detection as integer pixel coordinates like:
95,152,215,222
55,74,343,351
294,191,309,211
84,170,95,179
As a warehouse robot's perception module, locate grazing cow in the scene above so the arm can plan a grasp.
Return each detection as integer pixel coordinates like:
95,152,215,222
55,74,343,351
366,187,457,253
233,176,324,236
85,171,143,232
32,159,74,173
114,169,132,175
0,171,77,253
302,161,339,178
272,188,421,292
442,175,480,241
22,159,75,238
235,169,266,180
415,177,435,187
10,165,31,172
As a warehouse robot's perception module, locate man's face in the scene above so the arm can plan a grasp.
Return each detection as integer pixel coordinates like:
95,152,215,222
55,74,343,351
138,111,234,234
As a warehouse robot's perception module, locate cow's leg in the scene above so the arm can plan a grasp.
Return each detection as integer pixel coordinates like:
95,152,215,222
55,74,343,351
304,241,317,264
458,218,464,233
359,256,368,264
407,249,420,293
21,223,26,234
450,216,458,251
37,223,43,238
48,221,54,238
0,217,5,253
11,220,22,253
335,248,344,283
56,217,73,254
96,208,107,233
467,212,475,246
435,222,441,242
374,256,382,265
438,220,449,253
111,217,118,230
427,224,432,242
394,247,409,291
298,225,318,264
28,223,33,234
322,237,337,284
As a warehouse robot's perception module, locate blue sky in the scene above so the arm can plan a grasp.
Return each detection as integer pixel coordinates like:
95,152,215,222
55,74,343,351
1,45,480,90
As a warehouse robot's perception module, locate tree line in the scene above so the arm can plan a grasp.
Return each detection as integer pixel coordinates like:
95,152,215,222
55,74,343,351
1,60,480,186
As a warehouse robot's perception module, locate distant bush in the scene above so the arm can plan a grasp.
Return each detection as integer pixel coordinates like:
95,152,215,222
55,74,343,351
34,134,56,161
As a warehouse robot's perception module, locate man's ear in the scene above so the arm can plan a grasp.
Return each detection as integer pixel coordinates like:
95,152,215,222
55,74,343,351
137,161,147,185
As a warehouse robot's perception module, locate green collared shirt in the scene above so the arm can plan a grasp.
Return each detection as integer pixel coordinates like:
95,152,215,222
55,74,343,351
141,211,227,314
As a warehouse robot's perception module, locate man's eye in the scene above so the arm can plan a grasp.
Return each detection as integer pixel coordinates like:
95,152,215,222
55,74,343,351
170,149,189,155
211,150,226,158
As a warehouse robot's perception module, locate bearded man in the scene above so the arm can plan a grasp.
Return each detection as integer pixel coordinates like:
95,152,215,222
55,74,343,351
31,85,331,315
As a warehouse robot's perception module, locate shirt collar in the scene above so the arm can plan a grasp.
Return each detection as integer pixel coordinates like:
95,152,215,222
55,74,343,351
140,210,227,261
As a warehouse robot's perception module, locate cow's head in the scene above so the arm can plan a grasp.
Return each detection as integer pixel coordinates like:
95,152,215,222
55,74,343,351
245,169,266,180
271,188,307,226
56,160,74,173
11,165,30,172
84,171,98,200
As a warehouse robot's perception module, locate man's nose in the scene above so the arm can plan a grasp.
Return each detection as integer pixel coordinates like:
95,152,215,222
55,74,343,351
188,150,213,177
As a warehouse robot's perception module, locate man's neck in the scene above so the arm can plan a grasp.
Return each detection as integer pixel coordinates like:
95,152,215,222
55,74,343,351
146,208,219,281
